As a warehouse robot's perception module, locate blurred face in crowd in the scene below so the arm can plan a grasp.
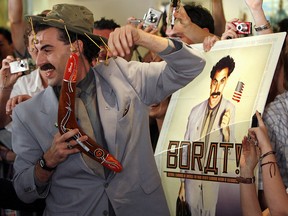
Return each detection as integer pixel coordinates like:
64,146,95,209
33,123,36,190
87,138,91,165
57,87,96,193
165,24,193,44
209,67,229,108
0,33,14,62
93,28,113,39
149,96,171,120
33,27,71,87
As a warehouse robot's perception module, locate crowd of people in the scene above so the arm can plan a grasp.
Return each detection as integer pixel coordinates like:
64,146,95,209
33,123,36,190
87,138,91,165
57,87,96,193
0,0,287,215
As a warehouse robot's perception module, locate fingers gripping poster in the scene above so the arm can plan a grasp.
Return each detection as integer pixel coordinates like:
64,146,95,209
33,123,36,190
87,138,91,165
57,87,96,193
155,32,286,216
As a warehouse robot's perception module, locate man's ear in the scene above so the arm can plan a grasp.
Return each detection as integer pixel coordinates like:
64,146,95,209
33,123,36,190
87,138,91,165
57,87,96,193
202,28,210,33
72,40,84,53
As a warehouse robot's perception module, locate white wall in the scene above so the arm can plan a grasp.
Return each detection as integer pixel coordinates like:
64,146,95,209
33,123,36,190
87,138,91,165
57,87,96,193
25,0,259,29
27,0,162,26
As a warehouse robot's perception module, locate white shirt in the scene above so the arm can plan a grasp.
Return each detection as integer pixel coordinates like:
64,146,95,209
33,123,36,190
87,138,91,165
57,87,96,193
6,68,45,132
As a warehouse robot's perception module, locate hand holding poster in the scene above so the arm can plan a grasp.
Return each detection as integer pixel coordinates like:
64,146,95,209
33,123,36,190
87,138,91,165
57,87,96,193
155,32,286,216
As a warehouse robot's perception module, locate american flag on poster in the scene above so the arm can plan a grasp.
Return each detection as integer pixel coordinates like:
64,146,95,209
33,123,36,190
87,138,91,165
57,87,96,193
232,81,245,102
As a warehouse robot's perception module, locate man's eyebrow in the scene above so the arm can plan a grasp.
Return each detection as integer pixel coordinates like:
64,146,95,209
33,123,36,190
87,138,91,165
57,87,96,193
220,77,227,81
40,44,53,51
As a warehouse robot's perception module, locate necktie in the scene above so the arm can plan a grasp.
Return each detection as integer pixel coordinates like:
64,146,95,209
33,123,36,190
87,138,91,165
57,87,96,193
201,109,212,139
75,97,106,176
200,109,213,157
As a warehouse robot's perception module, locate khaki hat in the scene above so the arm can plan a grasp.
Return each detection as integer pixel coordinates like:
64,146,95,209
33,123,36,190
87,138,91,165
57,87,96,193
25,3,107,46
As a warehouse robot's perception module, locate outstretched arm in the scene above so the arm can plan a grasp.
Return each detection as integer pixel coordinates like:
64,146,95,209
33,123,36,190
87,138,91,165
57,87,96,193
239,135,262,216
0,56,22,128
8,0,27,57
212,0,226,37
248,112,288,215
244,0,273,35
108,24,175,57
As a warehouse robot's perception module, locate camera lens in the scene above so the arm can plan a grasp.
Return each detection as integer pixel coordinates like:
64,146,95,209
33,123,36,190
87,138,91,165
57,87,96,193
236,23,248,32
148,14,158,23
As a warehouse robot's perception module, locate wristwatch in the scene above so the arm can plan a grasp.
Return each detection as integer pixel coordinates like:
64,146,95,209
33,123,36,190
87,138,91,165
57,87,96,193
39,156,55,171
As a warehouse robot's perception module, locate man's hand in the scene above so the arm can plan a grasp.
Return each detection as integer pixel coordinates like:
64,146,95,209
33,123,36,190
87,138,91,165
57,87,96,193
44,129,84,169
108,24,170,58
0,56,22,89
203,35,220,52
221,18,240,40
6,94,31,115
108,25,141,57
178,181,186,202
220,108,231,142
35,129,86,183
173,4,192,28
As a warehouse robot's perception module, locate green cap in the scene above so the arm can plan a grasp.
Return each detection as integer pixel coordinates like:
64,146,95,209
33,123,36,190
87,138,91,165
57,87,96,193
26,3,107,45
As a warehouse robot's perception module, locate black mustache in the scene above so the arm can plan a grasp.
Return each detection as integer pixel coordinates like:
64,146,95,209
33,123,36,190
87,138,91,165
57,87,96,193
40,64,55,71
211,92,220,96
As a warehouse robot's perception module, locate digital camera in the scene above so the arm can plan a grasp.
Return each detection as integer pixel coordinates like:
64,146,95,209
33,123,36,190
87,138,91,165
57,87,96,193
143,8,163,29
9,59,29,73
232,21,252,35
129,19,142,26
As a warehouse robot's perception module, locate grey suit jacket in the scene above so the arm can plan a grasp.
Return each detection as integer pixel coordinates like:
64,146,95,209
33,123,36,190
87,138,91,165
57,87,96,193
12,42,205,216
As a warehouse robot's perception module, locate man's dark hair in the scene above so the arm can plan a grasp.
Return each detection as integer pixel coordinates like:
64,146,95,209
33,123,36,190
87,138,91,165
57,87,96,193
93,17,120,30
184,3,215,34
210,55,235,79
277,18,288,48
278,18,288,33
0,27,12,44
33,24,100,64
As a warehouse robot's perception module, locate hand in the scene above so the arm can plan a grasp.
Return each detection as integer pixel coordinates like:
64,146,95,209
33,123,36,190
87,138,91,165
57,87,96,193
108,24,141,57
244,0,263,10
220,108,231,141
6,94,31,115
43,129,85,168
221,18,240,40
0,56,22,89
203,35,220,52
173,4,192,28
248,111,272,154
240,135,260,177
127,17,159,35
178,182,186,202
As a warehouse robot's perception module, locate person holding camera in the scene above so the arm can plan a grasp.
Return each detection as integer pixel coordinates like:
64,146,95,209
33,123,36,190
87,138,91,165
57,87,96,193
0,32,48,216
11,3,206,216
203,0,272,51
166,3,216,45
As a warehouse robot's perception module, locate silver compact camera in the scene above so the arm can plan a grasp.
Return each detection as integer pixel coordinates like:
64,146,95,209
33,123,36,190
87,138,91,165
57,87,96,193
232,21,252,35
9,59,29,73
143,8,163,29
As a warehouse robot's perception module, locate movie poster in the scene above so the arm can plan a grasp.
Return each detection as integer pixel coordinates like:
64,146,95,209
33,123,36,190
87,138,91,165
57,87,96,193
155,32,286,216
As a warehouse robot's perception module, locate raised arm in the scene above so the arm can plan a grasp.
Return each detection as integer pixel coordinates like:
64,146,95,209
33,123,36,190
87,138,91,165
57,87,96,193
0,56,22,128
248,112,288,215
8,0,27,57
212,0,226,37
244,0,273,34
108,24,175,57
239,135,262,216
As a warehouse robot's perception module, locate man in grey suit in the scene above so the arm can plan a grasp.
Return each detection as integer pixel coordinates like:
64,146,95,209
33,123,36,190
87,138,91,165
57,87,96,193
179,55,236,216
11,3,206,216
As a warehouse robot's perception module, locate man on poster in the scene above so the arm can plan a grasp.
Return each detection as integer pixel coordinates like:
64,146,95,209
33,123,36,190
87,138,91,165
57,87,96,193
179,55,236,215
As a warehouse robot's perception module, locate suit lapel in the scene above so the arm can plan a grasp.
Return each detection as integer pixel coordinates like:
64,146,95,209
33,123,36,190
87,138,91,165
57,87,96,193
93,59,130,165
41,86,59,138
